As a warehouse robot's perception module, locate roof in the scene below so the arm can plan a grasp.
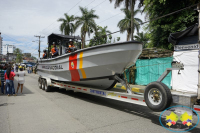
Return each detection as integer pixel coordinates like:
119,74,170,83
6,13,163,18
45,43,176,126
138,48,173,59
168,24,198,45
48,33,81,40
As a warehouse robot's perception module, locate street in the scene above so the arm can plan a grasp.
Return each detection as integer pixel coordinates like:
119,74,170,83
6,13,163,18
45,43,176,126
0,73,199,133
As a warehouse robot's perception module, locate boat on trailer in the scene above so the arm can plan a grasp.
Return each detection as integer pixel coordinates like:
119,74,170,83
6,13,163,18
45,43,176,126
37,33,143,90
37,33,200,112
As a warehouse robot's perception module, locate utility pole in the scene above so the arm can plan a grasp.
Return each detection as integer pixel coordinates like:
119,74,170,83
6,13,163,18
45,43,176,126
131,0,135,41
34,35,45,58
197,3,200,100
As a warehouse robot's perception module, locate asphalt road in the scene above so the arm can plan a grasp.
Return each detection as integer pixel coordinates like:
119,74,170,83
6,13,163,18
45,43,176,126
0,73,200,133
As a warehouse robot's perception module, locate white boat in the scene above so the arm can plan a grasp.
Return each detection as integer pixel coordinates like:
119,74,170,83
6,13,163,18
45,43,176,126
37,34,142,90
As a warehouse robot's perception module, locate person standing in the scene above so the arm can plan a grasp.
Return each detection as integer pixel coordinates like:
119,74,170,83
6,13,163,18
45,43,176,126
66,39,77,53
0,66,5,94
50,42,58,57
14,64,16,72
42,50,47,59
11,67,15,95
16,65,18,72
27,67,29,74
16,67,25,94
4,67,15,96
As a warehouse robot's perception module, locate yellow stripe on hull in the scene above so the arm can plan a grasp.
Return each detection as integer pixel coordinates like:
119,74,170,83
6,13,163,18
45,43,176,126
79,52,87,78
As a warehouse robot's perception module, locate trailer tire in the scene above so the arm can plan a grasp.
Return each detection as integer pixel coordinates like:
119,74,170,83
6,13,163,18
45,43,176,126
44,80,51,92
38,77,42,89
144,82,172,112
41,79,46,90
155,81,172,108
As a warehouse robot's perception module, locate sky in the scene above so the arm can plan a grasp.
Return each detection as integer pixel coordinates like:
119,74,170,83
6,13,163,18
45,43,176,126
0,0,145,58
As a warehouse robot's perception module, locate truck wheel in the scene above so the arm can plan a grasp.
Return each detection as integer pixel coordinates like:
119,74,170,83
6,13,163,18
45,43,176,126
144,82,172,112
44,80,51,92
42,79,46,90
38,78,42,89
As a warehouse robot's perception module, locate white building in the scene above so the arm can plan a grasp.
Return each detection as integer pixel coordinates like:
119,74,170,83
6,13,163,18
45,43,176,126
2,44,16,55
0,32,2,54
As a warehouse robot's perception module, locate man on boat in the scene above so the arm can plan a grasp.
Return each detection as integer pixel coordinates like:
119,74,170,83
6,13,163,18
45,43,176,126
42,50,47,59
66,39,77,53
50,42,58,57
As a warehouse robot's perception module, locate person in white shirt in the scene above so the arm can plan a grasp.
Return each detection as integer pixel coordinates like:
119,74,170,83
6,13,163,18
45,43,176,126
16,68,26,94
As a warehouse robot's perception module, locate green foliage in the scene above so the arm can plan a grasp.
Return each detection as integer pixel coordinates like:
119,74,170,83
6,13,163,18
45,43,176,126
13,48,22,55
58,13,75,35
14,48,23,63
118,8,143,41
88,26,111,47
88,26,121,47
75,6,99,48
143,0,198,50
134,32,149,48
16,53,22,63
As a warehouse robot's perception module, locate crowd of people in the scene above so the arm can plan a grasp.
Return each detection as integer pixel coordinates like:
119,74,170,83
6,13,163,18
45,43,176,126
0,63,26,96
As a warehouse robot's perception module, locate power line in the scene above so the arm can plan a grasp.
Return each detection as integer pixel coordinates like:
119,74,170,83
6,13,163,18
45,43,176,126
74,0,96,15
91,0,106,9
67,0,82,13
97,12,122,24
44,0,107,34
2,33,35,48
86,3,199,42
34,35,45,58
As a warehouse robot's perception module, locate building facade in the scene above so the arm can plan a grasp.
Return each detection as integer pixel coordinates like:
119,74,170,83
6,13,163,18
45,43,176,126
0,32,2,54
2,44,16,55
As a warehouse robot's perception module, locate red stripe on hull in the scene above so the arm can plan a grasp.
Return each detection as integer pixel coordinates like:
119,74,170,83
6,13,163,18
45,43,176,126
69,53,80,81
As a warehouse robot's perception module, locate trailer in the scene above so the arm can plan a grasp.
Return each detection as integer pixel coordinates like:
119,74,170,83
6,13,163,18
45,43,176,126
37,61,200,112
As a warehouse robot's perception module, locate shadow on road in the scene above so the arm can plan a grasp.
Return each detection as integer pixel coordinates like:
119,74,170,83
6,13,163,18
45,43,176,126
49,88,200,133
13,79,34,95
0,103,14,106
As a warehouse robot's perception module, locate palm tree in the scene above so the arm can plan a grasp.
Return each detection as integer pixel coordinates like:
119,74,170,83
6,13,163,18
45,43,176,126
118,8,142,41
134,32,149,48
109,0,145,40
95,26,111,44
57,13,75,35
75,6,99,48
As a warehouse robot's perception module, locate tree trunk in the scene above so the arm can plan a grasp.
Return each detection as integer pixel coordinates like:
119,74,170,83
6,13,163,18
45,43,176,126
82,32,86,48
131,0,135,41
81,34,84,49
127,31,131,41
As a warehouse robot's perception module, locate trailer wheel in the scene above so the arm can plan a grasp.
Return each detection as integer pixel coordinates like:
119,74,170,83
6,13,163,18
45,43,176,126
144,82,172,112
41,79,45,90
44,80,51,92
38,77,42,89
155,81,172,108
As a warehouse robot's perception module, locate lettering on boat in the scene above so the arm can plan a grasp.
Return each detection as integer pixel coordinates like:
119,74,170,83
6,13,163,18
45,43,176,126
90,89,106,96
42,65,63,70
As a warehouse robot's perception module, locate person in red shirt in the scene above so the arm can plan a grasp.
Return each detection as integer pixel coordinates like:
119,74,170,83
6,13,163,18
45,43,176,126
4,67,15,96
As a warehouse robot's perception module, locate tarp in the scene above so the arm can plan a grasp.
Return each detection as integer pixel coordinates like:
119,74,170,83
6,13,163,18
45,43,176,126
168,24,198,45
171,50,198,93
134,57,173,88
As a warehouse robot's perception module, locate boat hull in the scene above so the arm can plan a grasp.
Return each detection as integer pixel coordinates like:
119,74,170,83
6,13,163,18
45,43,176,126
37,41,142,89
